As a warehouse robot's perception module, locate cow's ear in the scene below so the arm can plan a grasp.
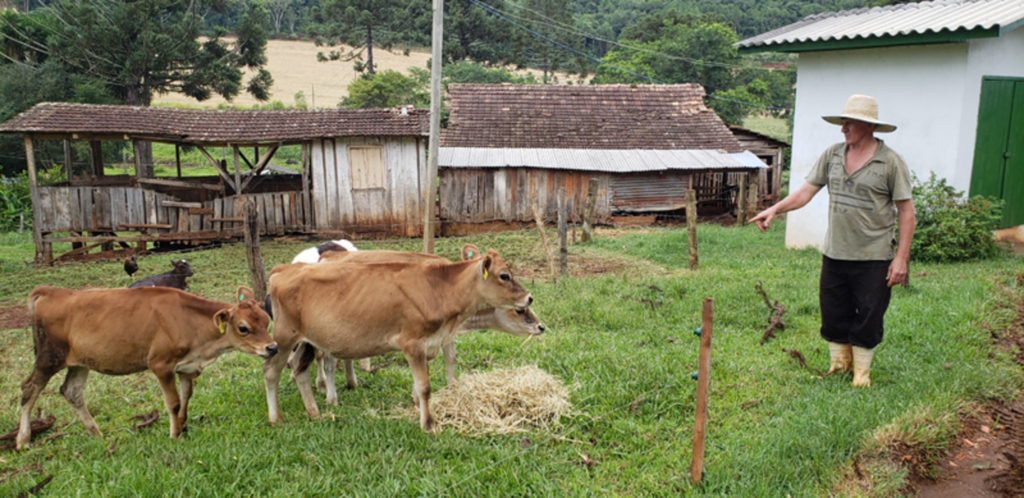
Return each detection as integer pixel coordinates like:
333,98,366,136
237,286,256,302
462,244,482,261
479,253,495,280
213,309,231,334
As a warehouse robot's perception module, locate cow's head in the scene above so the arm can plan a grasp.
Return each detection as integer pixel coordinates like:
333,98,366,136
213,286,277,359
492,307,546,337
172,259,194,277
471,247,532,311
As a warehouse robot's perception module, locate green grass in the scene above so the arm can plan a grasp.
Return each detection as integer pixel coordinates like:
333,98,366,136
742,115,792,143
0,224,1021,496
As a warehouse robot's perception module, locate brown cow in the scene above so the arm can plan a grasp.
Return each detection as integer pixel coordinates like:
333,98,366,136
17,286,277,450
264,247,532,431
310,246,544,406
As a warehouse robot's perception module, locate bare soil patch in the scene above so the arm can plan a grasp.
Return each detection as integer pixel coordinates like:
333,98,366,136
0,305,30,331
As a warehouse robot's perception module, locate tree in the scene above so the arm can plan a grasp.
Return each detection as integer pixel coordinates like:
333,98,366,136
266,0,295,35
310,0,408,75
9,0,274,107
508,0,588,83
340,69,429,109
591,12,740,95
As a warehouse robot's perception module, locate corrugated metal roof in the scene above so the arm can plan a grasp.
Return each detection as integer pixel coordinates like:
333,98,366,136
736,0,1024,50
439,147,766,173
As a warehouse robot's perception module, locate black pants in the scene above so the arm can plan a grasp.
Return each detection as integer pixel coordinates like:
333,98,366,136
819,256,892,349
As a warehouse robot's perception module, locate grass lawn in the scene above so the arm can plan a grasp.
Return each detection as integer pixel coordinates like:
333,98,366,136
0,223,1021,496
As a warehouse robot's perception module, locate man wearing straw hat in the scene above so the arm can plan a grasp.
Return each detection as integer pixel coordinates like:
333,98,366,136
749,94,915,388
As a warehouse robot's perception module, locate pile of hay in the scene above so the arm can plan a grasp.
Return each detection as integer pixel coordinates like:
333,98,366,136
398,365,572,434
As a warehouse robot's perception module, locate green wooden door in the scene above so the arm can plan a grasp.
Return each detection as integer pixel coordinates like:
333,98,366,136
970,77,1024,228
966,76,1024,228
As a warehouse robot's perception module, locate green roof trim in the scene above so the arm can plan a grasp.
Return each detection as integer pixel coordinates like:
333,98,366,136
738,26,1000,54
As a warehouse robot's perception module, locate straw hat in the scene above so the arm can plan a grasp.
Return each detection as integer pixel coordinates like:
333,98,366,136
822,94,897,133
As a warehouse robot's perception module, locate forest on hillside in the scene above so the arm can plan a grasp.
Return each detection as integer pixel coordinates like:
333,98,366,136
0,0,916,175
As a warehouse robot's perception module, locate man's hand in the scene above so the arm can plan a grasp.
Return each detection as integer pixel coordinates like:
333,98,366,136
749,207,777,232
886,257,908,287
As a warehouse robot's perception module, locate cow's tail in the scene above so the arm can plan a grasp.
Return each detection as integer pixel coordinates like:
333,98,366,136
26,287,50,356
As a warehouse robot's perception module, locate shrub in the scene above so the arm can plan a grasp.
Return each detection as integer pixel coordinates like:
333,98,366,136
0,173,31,232
909,172,1006,263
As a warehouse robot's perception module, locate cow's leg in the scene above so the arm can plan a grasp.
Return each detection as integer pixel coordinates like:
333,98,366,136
323,356,340,406
292,356,321,419
263,327,302,424
17,365,61,451
177,373,199,432
358,357,372,372
442,340,458,386
403,346,434,432
336,356,356,390
152,369,184,439
315,350,328,393
60,366,101,437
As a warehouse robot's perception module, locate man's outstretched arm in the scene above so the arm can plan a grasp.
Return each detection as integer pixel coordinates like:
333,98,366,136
749,182,823,231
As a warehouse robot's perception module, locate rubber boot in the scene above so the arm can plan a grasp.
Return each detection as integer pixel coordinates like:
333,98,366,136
852,346,875,387
827,342,853,375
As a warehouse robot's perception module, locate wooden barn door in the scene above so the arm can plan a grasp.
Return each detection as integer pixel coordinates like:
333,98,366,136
971,76,1024,228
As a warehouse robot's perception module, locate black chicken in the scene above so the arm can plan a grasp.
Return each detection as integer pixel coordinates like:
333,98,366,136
124,254,138,278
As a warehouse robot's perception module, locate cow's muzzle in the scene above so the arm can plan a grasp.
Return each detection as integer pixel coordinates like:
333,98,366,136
261,343,279,358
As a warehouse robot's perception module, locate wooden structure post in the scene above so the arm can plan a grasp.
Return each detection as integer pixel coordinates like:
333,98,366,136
686,189,698,270
133,141,144,180
301,142,311,231
557,187,567,276
89,141,104,178
175,144,182,178
746,172,760,222
422,0,444,254
244,198,267,302
736,173,748,225
63,140,73,181
533,205,557,281
581,178,599,243
691,297,714,485
233,146,242,195
24,136,44,263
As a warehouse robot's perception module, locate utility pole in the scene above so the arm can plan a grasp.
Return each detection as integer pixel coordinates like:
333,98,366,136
423,0,443,254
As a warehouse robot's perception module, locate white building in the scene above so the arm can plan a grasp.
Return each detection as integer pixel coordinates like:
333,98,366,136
737,0,1024,249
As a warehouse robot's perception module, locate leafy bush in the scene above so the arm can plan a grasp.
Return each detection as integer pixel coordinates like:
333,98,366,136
909,172,1005,263
0,173,31,232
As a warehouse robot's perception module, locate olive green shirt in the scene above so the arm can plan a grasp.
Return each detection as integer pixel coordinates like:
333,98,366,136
805,140,913,261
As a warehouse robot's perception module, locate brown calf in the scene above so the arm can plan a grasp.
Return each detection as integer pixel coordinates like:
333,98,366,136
17,286,277,450
265,248,532,431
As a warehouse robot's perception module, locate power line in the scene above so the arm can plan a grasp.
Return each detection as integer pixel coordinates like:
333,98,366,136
470,0,792,112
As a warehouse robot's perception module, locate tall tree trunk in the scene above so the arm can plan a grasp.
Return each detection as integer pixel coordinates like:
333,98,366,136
366,26,374,74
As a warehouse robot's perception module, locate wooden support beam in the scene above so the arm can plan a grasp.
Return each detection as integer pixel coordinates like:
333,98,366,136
233,146,242,194
137,178,223,192
301,142,311,230
133,140,144,179
25,136,44,263
119,223,173,229
90,141,104,178
161,200,203,209
196,145,236,192
63,140,73,181
691,298,714,486
241,144,280,191
687,189,698,271
175,144,182,178
581,178,599,243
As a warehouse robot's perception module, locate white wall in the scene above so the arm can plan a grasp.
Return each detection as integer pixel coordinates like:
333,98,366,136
955,28,1024,190
785,43,969,250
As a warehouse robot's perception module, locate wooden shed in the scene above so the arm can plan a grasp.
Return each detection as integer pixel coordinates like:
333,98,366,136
728,125,790,206
0,103,428,263
438,84,767,228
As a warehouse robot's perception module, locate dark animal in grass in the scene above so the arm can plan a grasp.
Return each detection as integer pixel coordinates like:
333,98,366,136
124,254,138,278
129,259,194,290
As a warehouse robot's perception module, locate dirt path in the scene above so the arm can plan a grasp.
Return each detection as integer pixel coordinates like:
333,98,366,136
0,305,30,331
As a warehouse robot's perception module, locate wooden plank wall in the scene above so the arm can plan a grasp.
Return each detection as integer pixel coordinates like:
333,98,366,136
37,187,310,237
439,168,613,224
311,136,423,236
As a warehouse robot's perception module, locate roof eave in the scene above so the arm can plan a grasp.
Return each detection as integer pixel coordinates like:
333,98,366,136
737,26,1001,54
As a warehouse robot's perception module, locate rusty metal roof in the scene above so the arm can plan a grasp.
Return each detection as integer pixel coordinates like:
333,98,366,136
736,0,1024,52
442,84,744,152
0,102,430,143
439,147,766,173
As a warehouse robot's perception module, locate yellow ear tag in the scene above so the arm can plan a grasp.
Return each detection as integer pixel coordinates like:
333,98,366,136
483,268,488,280
218,318,226,334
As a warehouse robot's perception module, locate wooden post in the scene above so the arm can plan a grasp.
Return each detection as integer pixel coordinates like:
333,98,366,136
24,136,44,263
746,172,760,221
736,173,747,225
90,141,104,178
581,178,599,243
244,197,267,302
133,141,144,180
422,0,444,254
175,144,182,178
301,142,310,230
557,187,567,277
686,189,698,270
233,146,242,195
532,205,557,282
691,297,714,485
63,140,73,182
